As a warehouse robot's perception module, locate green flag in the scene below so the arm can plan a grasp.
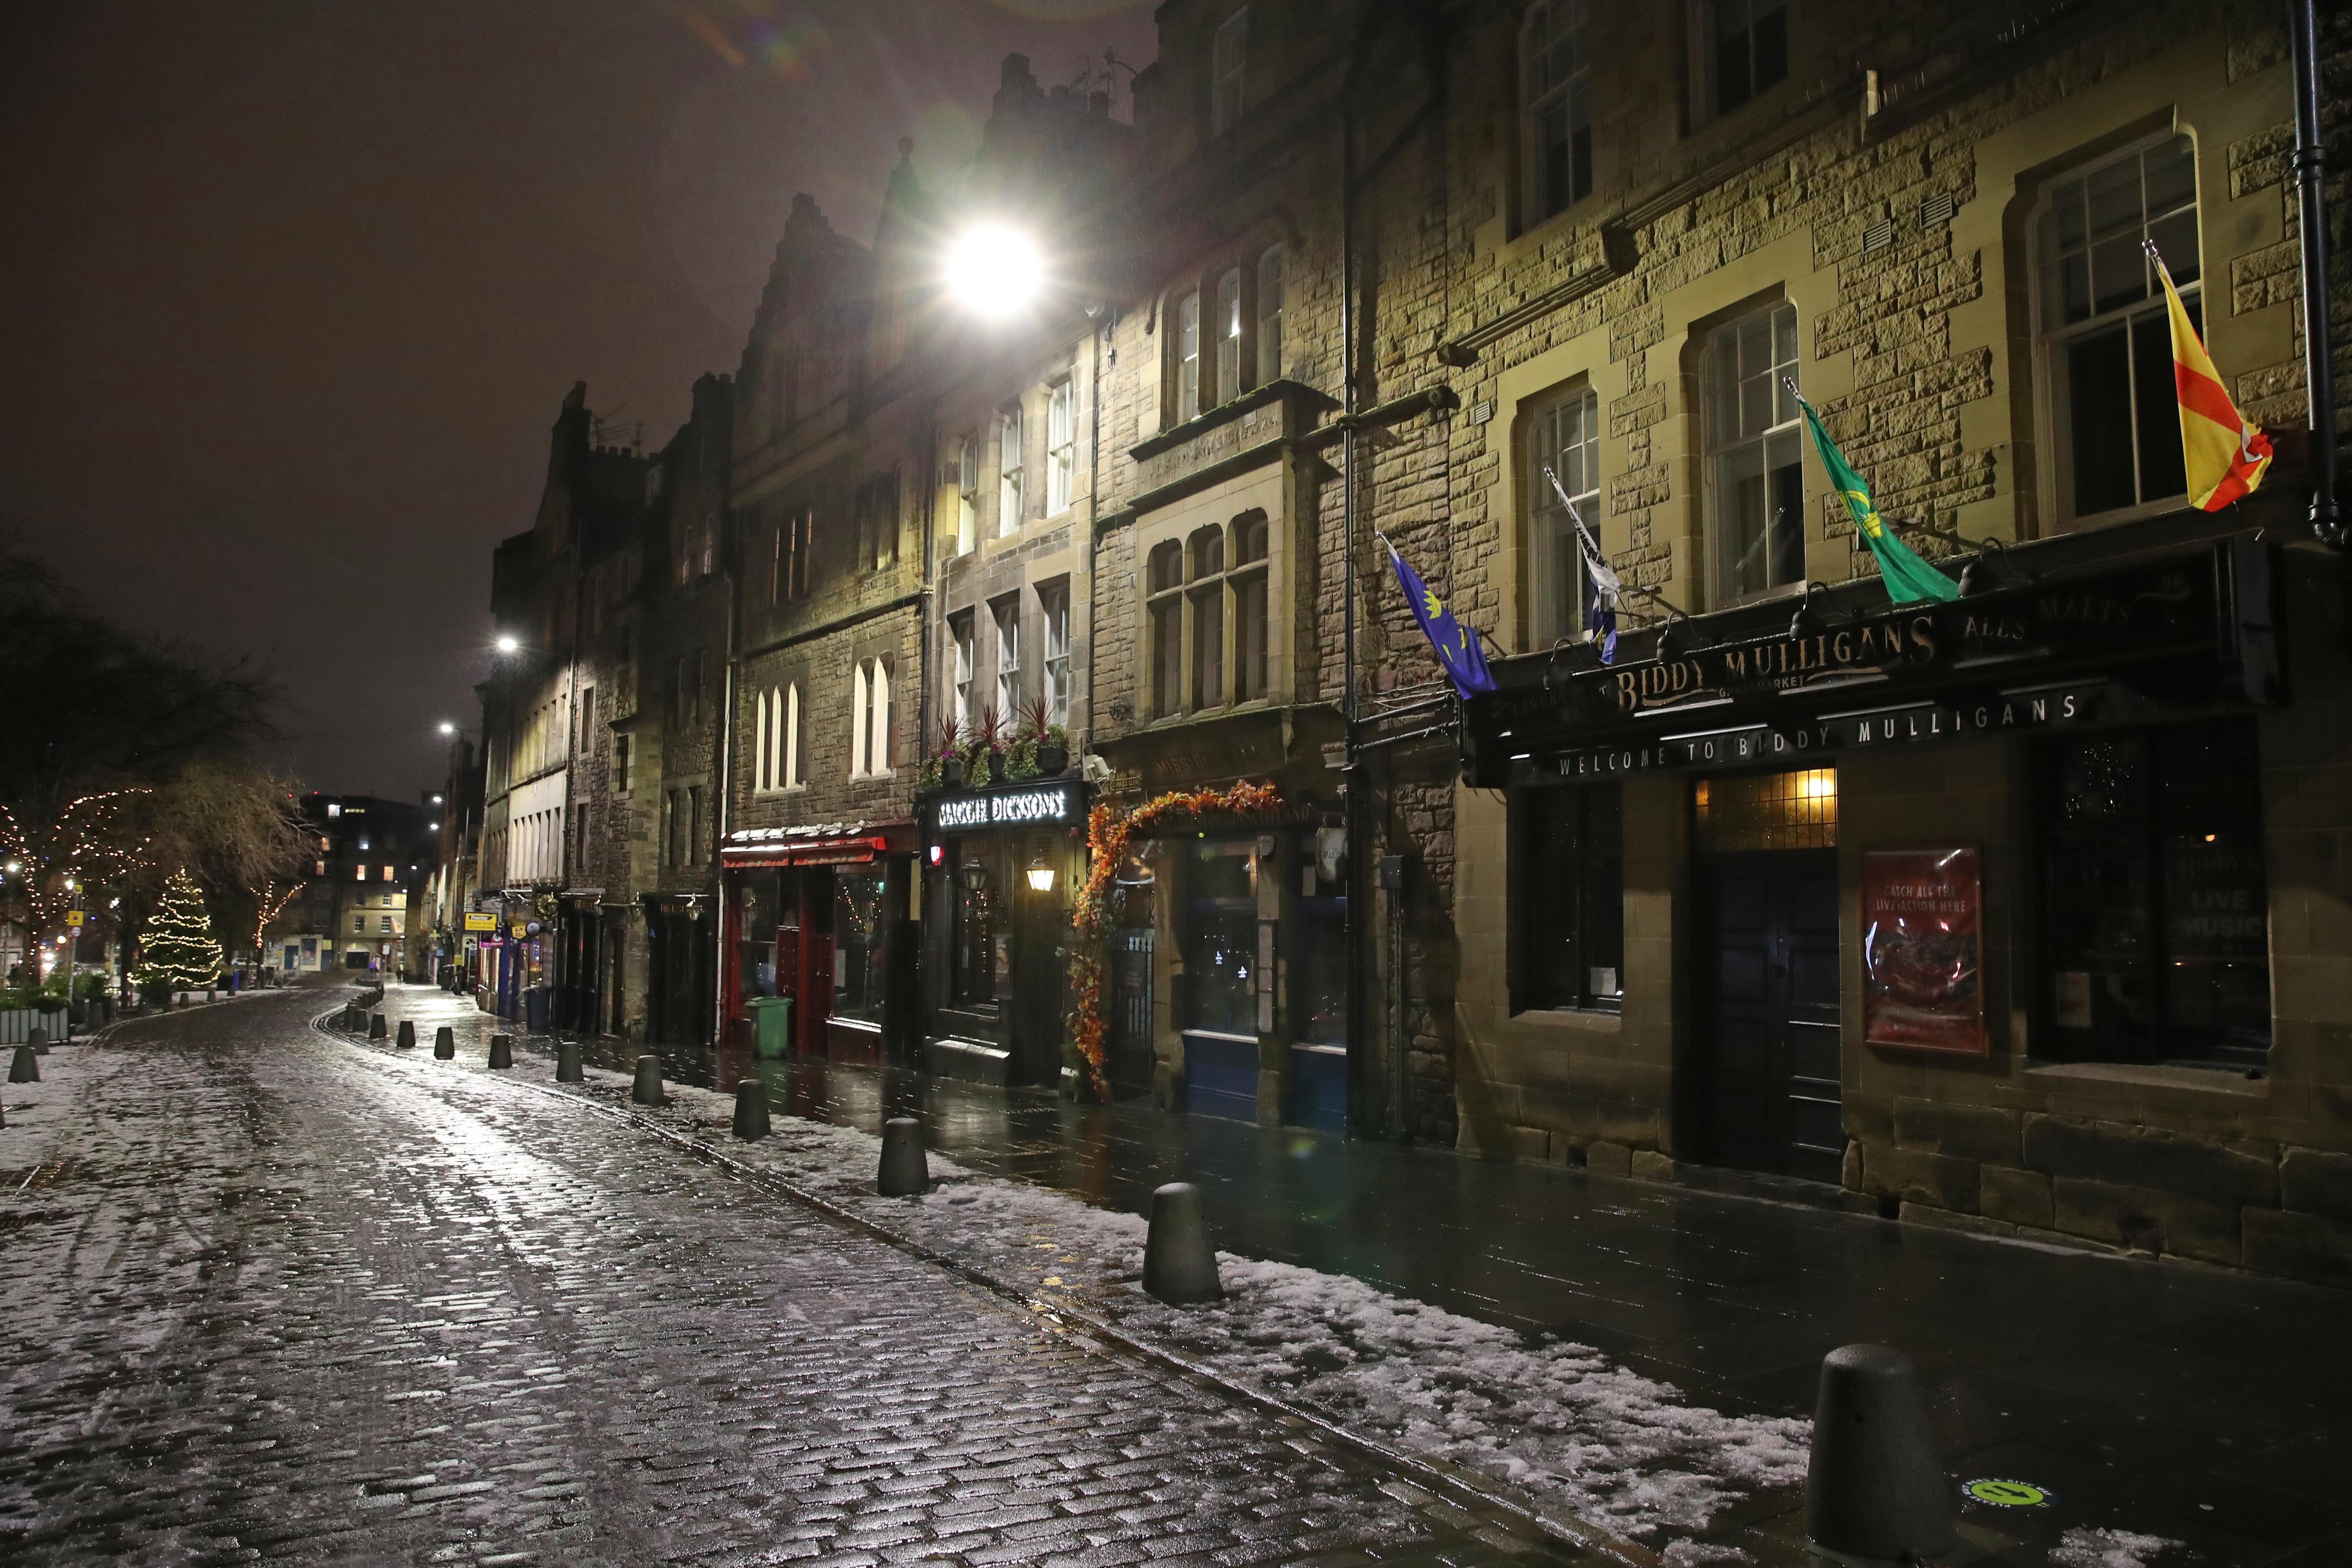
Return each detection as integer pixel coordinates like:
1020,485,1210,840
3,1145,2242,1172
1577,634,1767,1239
1795,393,1960,603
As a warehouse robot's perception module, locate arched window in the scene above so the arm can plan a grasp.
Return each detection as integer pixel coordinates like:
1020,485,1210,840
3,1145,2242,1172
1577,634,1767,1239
753,688,772,792
784,682,802,788
1188,525,1227,708
1521,0,1592,227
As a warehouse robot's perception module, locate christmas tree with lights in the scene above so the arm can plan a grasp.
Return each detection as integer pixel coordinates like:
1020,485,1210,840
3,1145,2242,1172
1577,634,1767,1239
136,869,222,992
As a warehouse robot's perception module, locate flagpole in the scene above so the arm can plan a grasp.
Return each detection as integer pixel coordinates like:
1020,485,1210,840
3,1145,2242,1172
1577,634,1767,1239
2290,0,2342,545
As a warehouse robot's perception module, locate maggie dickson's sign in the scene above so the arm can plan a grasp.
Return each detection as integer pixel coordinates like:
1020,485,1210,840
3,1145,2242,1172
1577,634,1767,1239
1467,536,2274,781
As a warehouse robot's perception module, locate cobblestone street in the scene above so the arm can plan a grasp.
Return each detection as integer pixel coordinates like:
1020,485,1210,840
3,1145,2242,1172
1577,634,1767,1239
0,991,1577,1568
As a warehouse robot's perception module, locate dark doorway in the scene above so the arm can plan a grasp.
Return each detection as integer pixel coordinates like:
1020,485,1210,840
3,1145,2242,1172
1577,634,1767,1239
1696,851,1844,1184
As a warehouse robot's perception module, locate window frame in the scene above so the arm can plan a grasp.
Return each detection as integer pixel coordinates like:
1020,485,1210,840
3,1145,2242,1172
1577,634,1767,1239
992,595,1023,719
2030,133,2205,529
998,405,1025,536
1255,246,1283,383
949,610,976,735
1511,781,1626,1014
1039,579,1072,728
1046,379,1076,514
1520,0,1595,230
1176,292,1202,423
957,432,980,554
1523,381,1603,649
1210,6,1249,136
1148,541,1186,720
1215,269,1242,409
1695,0,1790,125
1701,299,1806,608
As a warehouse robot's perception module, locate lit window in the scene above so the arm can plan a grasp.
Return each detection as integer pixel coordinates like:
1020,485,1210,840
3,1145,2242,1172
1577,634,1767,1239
1216,269,1241,405
1522,0,1592,225
326,803,341,818
1704,300,1804,604
1046,380,1076,514
315,859,327,876
355,864,367,881
1526,384,1602,647
1211,7,1248,135
383,866,395,882
785,682,802,788
2037,135,2202,523
852,658,894,777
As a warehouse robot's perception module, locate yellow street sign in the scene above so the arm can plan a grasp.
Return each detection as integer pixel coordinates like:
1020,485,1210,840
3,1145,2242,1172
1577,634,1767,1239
64,910,85,927
463,912,496,932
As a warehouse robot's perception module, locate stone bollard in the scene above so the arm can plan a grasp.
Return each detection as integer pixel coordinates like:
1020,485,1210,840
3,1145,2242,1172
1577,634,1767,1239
433,1026,455,1060
876,1116,929,1194
1807,1344,1955,1562
733,1080,771,1141
631,1054,665,1106
488,1034,513,1069
556,1041,583,1082
9,1045,38,1084
395,1019,416,1049
368,1012,387,1040
28,1027,48,1057
1143,1182,1223,1305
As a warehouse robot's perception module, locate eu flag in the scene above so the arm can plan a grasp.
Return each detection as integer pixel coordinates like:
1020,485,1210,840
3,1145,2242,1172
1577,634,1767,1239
1386,541,1497,698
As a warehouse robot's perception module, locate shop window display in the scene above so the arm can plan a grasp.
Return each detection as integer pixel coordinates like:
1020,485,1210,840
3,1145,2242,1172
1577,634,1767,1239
2038,719,2269,1068
1184,839,1259,1037
834,867,889,1023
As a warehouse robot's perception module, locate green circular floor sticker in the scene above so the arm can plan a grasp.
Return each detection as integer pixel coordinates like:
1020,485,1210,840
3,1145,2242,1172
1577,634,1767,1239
1964,1478,2052,1508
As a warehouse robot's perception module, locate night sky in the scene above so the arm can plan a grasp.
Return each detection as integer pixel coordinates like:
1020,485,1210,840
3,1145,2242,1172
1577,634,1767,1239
0,0,1156,803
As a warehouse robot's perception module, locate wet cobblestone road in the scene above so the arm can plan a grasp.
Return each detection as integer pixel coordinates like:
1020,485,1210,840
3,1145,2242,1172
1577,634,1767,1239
0,992,1576,1568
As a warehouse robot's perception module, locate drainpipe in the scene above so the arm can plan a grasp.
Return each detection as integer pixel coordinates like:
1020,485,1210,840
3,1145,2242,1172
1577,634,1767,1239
2291,0,2342,546
1340,21,1369,1137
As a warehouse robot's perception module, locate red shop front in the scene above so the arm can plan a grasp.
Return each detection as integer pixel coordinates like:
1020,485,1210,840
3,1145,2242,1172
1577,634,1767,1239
720,822,917,1067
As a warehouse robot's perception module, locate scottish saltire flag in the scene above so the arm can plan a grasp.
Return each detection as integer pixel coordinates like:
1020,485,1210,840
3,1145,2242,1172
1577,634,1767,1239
1790,386,1961,604
1544,466,1620,665
1386,540,1497,697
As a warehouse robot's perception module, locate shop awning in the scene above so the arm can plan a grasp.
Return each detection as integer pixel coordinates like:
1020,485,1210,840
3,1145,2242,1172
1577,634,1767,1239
720,821,914,868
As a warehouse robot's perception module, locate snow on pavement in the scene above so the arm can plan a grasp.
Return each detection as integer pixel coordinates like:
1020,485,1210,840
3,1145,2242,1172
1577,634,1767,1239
376,1012,1812,1552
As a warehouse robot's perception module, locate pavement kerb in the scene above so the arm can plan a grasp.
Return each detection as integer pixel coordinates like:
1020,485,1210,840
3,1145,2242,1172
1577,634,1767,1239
305,1000,1656,1568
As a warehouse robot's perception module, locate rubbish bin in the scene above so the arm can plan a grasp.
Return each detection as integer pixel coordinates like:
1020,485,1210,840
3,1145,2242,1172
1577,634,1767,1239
525,984,550,1034
748,995,793,1060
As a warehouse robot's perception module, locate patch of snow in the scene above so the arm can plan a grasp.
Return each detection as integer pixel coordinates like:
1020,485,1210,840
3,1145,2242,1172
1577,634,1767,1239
2049,1527,2184,1568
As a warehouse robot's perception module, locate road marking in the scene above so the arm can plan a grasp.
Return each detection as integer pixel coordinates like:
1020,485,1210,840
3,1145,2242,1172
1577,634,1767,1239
1965,1478,2052,1508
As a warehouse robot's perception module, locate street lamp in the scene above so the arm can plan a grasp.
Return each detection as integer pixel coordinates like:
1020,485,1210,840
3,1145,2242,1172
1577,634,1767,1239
943,223,1044,320
493,634,520,655
1026,855,1057,894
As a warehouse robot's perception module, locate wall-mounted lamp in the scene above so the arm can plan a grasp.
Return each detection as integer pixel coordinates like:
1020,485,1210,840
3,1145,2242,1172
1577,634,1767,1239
1026,856,1057,894
959,860,990,894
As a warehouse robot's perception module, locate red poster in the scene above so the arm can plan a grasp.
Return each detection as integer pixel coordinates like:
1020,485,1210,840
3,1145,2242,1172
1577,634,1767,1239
1862,848,1985,1055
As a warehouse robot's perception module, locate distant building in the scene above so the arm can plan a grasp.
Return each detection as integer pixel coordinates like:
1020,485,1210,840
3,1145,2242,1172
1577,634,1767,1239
267,794,432,976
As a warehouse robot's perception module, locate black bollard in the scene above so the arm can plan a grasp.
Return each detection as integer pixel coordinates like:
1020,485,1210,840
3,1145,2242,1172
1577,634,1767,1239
556,1041,582,1082
395,1019,416,1049
433,1025,455,1059
8,1045,38,1084
1143,1182,1223,1304
27,1027,47,1057
631,1054,665,1106
488,1034,513,1069
368,1012,387,1040
733,1080,771,1141
1806,1344,1955,1561
876,1116,928,1194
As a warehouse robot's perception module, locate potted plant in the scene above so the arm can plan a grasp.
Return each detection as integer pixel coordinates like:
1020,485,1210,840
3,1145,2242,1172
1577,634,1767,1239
926,719,965,791
1037,723,1069,778
967,706,1006,784
1010,693,1068,778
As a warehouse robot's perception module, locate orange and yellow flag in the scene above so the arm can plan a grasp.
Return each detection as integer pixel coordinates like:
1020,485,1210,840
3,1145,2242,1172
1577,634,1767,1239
2151,244,2272,511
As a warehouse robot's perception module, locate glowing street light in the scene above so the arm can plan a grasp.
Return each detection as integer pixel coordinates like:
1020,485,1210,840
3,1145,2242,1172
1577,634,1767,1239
439,721,458,735
493,634,521,655
943,223,1044,320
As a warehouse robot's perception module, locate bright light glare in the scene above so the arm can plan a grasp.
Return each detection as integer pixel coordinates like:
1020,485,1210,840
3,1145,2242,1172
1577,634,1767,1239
438,721,457,735
494,634,521,654
943,224,1044,319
